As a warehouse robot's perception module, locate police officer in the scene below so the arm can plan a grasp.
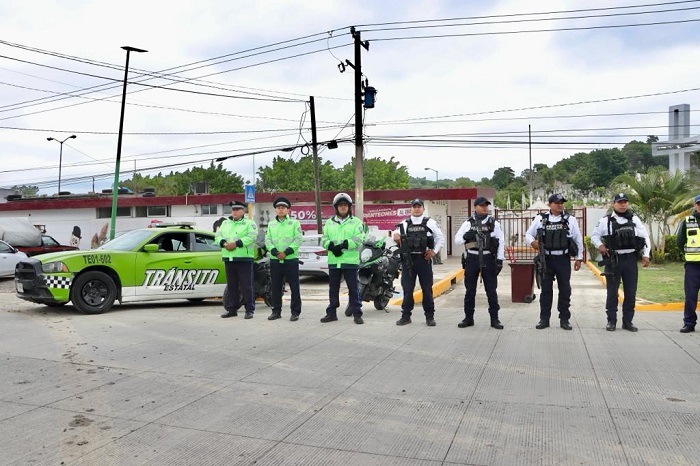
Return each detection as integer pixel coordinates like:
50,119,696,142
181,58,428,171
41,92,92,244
525,193,584,330
454,197,505,329
320,193,366,325
216,200,259,319
676,194,700,333
393,199,445,326
265,196,303,321
591,193,650,332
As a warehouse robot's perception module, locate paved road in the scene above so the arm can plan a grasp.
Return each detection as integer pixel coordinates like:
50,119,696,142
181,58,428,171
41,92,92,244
2,260,700,465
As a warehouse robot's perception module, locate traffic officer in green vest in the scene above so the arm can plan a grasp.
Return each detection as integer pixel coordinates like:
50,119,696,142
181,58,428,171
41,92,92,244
265,196,303,321
676,194,700,333
591,193,650,332
216,200,259,319
320,193,366,324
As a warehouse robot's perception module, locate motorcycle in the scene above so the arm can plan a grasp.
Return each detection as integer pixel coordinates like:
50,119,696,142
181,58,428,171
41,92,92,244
345,236,402,314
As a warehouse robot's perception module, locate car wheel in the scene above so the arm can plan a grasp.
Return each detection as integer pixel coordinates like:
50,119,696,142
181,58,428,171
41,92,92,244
374,294,390,311
223,285,229,308
70,271,117,314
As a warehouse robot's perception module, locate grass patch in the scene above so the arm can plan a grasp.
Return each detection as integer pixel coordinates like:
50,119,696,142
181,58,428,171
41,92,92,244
636,262,686,303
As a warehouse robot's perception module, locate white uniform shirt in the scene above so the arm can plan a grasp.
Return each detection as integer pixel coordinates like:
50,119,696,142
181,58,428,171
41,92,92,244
525,211,584,260
393,215,445,255
454,215,505,261
590,211,651,258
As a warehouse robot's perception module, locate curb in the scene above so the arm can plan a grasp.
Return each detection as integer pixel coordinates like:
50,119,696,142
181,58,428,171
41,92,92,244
389,268,464,306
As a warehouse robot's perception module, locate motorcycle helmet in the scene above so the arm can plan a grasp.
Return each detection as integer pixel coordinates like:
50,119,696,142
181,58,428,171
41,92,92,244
332,192,353,215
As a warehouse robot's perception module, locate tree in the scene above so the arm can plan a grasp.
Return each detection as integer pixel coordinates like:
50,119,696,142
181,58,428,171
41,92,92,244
621,140,664,173
491,167,515,189
257,155,409,192
122,162,244,195
614,168,695,261
10,185,39,197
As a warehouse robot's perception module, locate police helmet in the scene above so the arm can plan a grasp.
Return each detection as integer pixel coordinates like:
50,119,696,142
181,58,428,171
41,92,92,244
332,192,353,207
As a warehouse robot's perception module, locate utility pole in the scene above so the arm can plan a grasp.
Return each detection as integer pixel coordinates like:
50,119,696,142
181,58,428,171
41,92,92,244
351,26,365,219
309,96,323,233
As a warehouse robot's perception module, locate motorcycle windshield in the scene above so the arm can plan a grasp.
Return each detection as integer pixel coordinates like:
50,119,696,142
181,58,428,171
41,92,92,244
359,242,384,264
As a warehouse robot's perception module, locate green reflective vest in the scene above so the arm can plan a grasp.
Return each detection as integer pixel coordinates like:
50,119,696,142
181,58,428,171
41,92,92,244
265,215,302,261
322,214,365,267
215,217,258,261
686,216,700,262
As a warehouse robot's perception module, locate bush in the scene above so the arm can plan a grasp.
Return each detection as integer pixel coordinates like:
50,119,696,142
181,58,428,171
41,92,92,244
665,234,682,262
584,236,599,262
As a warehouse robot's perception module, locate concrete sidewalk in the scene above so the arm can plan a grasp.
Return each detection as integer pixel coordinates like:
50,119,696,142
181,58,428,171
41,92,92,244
1,263,699,465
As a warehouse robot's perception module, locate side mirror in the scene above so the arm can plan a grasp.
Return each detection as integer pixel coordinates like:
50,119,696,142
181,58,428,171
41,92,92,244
143,244,158,253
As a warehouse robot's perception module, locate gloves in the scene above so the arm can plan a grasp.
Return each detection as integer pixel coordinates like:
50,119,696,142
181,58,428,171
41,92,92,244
495,259,503,276
328,240,347,257
463,230,477,242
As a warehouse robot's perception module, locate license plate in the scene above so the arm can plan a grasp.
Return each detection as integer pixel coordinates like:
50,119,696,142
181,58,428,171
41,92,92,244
16,282,23,293
299,253,309,259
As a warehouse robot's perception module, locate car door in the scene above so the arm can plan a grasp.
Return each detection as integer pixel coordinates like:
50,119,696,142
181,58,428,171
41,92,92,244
132,232,206,299
188,231,227,296
0,240,25,277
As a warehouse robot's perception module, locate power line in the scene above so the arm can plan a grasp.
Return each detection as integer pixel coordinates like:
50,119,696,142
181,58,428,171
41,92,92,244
353,0,699,28
357,3,700,33
366,17,700,42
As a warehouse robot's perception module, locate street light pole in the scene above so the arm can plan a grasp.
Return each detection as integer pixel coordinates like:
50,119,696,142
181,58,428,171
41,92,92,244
110,45,147,240
47,135,76,194
424,167,438,188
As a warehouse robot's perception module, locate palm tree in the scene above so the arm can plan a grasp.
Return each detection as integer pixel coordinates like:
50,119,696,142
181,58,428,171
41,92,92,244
614,168,695,261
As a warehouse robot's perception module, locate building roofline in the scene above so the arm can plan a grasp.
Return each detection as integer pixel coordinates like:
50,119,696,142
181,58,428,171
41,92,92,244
0,187,494,212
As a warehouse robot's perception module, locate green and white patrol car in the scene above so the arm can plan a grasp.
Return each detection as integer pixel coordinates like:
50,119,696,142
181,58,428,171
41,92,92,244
15,225,227,314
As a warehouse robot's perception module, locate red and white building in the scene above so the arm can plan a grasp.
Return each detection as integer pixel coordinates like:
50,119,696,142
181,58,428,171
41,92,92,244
0,188,494,257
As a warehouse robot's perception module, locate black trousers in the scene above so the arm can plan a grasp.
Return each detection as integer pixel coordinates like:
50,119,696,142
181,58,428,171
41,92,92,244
270,259,301,316
400,254,435,318
605,252,638,324
683,262,700,326
224,260,255,313
326,267,361,317
463,253,500,320
539,255,572,322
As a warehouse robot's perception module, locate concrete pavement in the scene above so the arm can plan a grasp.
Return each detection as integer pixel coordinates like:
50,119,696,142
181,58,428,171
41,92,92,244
1,260,700,465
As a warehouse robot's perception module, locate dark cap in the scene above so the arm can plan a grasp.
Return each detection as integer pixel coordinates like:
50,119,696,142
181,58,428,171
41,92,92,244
548,193,566,203
694,194,700,204
229,200,246,209
613,192,629,202
410,198,424,207
273,196,291,208
474,197,491,206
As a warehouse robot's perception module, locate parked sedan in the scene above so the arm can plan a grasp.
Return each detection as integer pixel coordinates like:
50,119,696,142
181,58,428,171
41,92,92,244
15,226,227,314
0,240,28,277
298,234,329,277
17,234,79,256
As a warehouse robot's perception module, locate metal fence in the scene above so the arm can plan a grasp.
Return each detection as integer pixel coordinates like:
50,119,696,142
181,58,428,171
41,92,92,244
494,208,587,264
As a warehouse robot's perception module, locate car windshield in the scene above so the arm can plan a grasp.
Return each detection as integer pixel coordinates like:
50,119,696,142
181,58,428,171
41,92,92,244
97,230,154,251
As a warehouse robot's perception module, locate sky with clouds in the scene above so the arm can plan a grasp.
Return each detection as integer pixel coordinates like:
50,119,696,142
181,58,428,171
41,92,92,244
1,0,699,195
